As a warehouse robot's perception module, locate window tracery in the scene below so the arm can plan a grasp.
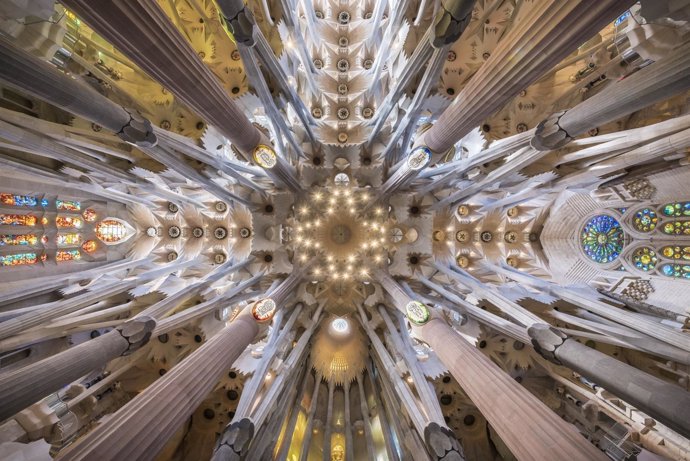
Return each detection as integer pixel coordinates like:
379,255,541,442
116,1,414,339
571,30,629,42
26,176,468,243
0,214,37,226
95,219,129,243
580,215,624,264
56,216,83,229
0,234,38,246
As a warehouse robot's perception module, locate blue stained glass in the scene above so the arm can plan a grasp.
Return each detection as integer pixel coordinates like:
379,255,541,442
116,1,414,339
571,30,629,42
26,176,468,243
581,215,625,264
40,199,49,207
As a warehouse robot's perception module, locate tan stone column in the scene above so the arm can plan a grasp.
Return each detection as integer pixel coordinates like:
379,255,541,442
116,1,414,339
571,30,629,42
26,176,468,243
417,317,608,461
55,307,260,461
60,0,262,154
0,317,155,422
422,0,636,155
0,36,155,146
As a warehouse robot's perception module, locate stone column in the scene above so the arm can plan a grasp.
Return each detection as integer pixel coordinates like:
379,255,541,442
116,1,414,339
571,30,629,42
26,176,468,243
343,381,354,461
322,379,335,461
274,368,312,461
529,324,690,439
55,307,260,461
298,372,322,461
0,35,155,147
416,317,608,461
356,374,376,458
59,0,263,154
421,0,636,155
0,317,155,422
533,40,690,150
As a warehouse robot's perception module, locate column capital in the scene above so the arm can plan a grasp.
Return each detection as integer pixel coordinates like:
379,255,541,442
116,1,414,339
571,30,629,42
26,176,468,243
117,108,157,147
424,422,463,461
432,0,476,48
213,418,254,461
532,110,572,151
218,0,256,47
527,323,568,365
115,316,156,355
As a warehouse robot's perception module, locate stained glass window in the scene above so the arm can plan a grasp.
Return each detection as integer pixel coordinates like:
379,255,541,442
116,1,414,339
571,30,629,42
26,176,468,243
0,234,38,246
0,193,38,207
95,220,128,243
56,216,83,229
81,240,97,253
661,202,690,217
0,252,40,267
82,209,97,222
661,246,690,260
56,199,81,211
632,208,657,232
661,221,690,236
56,249,81,262
660,263,690,279
56,233,82,246
0,214,37,226
40,199,49,207
631,247,657,272
581,215,625,264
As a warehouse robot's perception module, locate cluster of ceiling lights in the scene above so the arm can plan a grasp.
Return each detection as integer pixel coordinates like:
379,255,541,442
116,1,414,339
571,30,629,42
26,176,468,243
291,187,391,281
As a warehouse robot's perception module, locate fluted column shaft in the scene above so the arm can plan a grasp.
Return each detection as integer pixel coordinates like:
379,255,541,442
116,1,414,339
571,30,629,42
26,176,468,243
343,381,353,461
534,40,690,150
298,372,322,461
423,0,635,154
356,375,376,458
55,308,260,461
60,0,262,154
322,379,335,461
417,317,607,461
0,317,155,422
275,367,312,461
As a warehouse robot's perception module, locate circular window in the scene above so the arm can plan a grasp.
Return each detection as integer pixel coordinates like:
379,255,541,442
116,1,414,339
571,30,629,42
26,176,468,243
168,226,181,238
632,208,658,232
146,227,157,237
338,11,350,24
192,227,204,238
167,251,178,262
331,318,349,334
167,202,179,213
334,173,350,187
580,215,624,264
215,201,228,212
214,253,227,264
632,247,657,272
239,227,251,238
